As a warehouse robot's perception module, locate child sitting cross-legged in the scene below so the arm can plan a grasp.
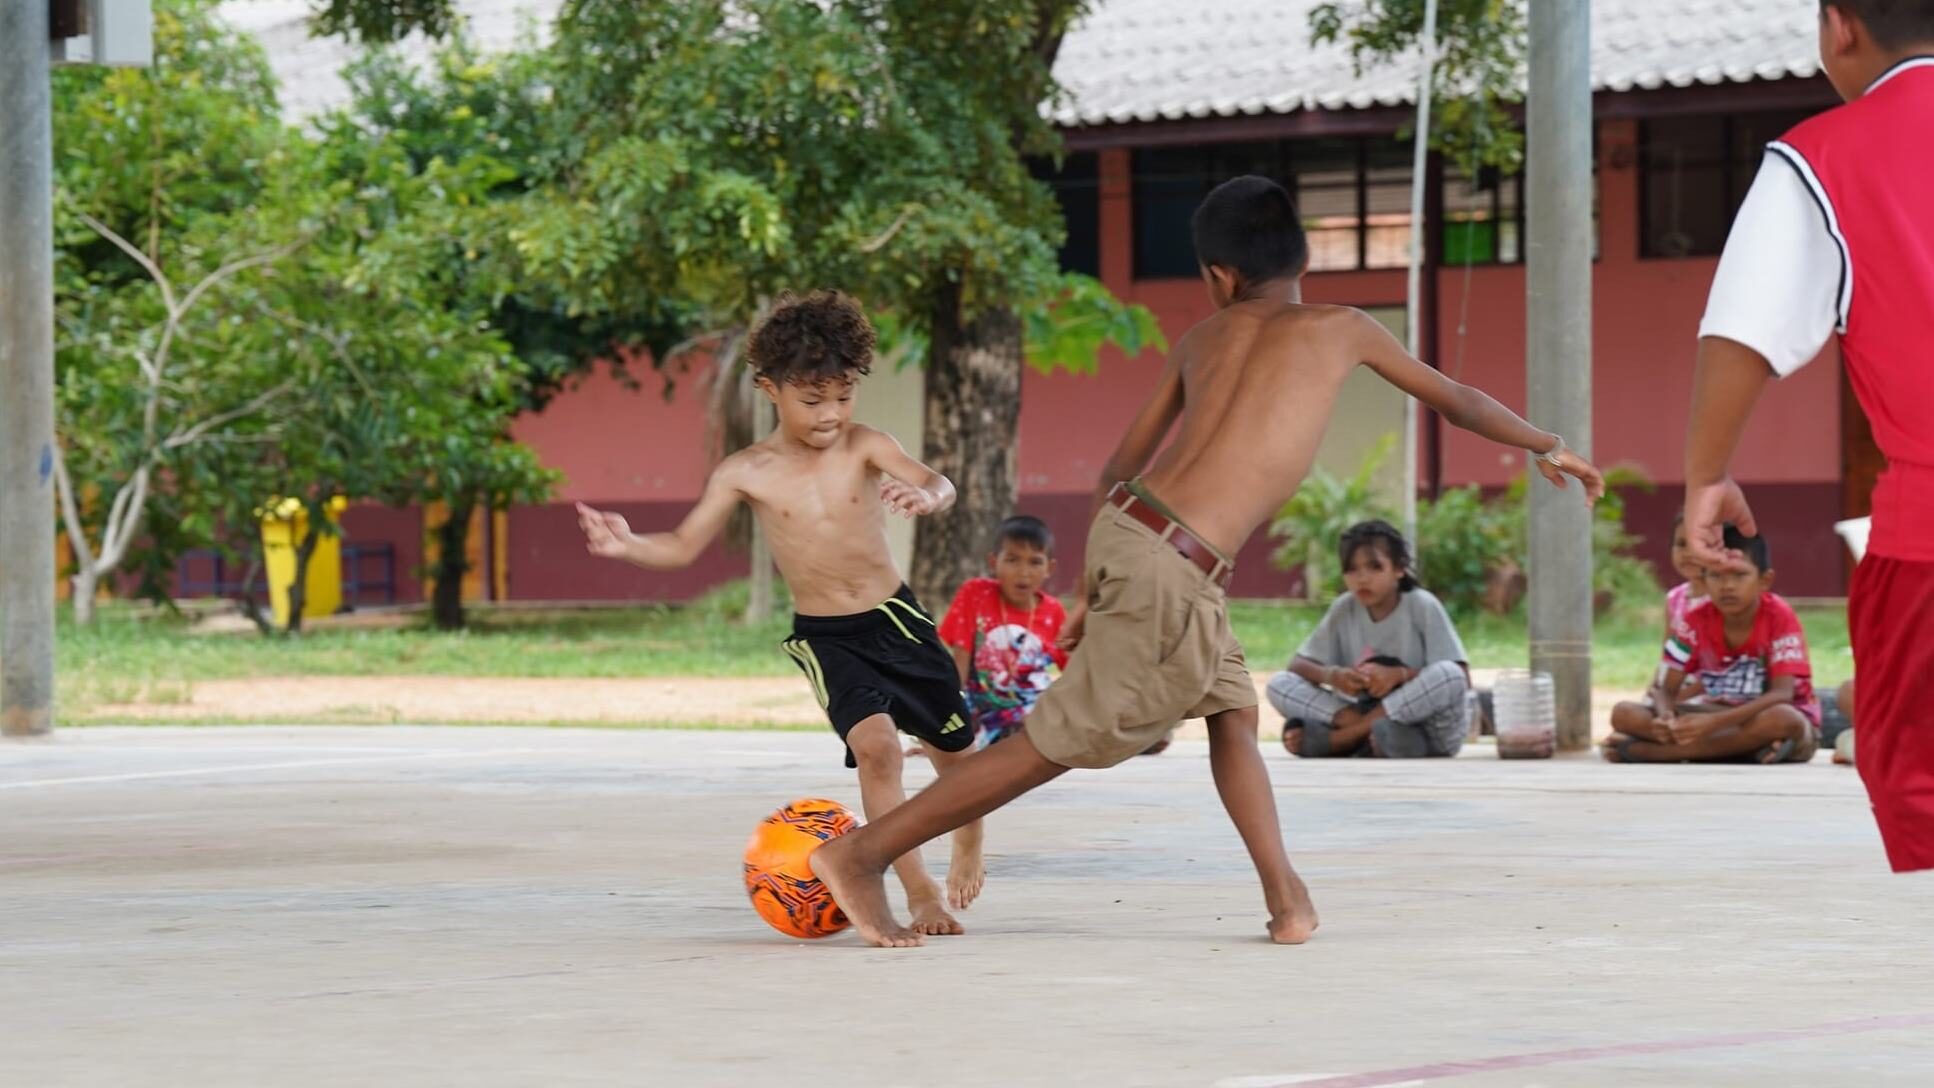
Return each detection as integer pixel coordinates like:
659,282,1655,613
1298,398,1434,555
1605,524,1821,765
1266,520,1472,759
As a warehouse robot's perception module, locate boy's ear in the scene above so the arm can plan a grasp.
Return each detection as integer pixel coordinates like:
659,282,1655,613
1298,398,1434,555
986,551,1000,574
1202,263,1240,300
1821,3,1861,58
1761,568,1777,592
754,374,780,403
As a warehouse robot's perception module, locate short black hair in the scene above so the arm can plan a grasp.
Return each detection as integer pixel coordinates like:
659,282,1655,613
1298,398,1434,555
1339,519,1417,592
1823,1,1934,50
747,290,875,386
994,515,1053,555
1723,523,1772,573
1191,176,1309,286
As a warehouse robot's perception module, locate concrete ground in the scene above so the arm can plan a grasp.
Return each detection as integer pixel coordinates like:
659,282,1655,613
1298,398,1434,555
3,726,1929,1088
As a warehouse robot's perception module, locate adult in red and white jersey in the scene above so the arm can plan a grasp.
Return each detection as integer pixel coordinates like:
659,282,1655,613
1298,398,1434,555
1686,0,1934,872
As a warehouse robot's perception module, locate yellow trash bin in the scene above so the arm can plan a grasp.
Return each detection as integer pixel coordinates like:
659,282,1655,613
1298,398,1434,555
259,496,348,626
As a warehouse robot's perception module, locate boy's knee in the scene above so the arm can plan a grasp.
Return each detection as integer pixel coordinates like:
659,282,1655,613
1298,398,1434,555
1264,671,1304,715
846,719,903,774
1281,725,1303,755
1610,702,1649,727
1768,705,1816,746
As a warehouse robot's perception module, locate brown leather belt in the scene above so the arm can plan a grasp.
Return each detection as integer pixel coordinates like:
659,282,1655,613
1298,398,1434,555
1106,483,1233,589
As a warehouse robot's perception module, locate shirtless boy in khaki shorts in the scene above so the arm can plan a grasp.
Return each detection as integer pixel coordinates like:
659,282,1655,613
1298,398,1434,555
813,176,1605,948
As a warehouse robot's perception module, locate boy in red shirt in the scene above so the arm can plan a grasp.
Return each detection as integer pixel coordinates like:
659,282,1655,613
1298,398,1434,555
1684,1,1934,867
936,516,1068,749
1606,526,1820,764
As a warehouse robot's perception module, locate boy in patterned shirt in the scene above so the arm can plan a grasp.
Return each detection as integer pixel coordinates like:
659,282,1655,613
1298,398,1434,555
1606,525,1820,764
937,516,1068,748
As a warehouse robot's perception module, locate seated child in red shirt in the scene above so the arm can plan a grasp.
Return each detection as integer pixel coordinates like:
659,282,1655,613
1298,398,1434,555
937,516,1068,749
1606,524,1820,764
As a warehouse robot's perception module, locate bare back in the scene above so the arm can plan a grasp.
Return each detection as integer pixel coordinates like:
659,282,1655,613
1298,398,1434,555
731,428,907,616
1142,302,1362,556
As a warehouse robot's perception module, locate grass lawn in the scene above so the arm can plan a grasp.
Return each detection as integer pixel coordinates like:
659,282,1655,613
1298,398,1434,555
58,587,1853,717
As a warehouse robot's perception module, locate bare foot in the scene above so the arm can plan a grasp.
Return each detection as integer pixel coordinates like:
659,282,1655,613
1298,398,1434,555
908,893,965,936
1267,882,1320,945
946,838,985,911
810,839,923,948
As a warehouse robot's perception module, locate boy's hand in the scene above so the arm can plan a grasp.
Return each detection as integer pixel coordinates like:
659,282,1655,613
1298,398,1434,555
1669,711,1715,746
1327,667,1369,697
1533,443,1606,506
880,479,939,518
1684,476,1758,570
576,502,634,561
1358,663,1405,698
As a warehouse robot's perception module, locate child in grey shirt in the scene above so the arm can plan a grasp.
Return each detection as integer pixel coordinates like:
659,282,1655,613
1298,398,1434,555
1268,520,1472,757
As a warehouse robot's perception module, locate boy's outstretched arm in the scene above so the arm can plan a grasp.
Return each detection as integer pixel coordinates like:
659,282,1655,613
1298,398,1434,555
858,425,956,518
575,462,743,570
1354,310,1604,503
1684,336,1775,568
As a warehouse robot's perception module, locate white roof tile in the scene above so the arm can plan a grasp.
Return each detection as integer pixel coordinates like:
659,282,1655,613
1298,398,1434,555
220,0,1821,125
1052,0,1821,126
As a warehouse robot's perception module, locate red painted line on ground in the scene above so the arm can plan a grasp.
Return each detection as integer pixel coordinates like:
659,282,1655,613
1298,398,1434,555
1294,1012,1934,1087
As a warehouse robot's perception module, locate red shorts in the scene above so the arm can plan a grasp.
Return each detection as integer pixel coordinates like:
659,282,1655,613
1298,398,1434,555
1849,556,1934,872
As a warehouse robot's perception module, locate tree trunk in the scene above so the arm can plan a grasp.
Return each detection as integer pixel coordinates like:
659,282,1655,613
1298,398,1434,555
70,570,98,626
284,513,323,635
910,283,1023,611
236,554,275,636
433,496,475,632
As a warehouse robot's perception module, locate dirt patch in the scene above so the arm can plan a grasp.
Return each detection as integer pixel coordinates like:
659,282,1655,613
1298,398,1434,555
92,675,828,726
88,671,1628,740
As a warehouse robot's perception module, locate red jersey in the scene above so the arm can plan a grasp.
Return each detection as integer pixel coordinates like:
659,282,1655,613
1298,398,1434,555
1775,58,1934,561
1663,593,1820,725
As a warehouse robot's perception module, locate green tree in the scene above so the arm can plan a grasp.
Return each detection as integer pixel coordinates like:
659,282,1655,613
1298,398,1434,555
316,42,587,629
1310,0,1527,172
309,0,1161,612
53,1,558,632
513,0,1159,609
51,0,307,623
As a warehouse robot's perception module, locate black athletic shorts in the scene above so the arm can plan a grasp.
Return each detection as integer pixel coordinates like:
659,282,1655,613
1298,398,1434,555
782,585,973,768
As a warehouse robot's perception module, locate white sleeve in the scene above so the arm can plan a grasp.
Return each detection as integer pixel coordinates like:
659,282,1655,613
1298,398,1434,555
1697,148,1845,377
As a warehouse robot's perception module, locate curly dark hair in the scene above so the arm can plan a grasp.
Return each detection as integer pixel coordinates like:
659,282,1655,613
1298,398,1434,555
747,290,876,386
1338,519,1418,593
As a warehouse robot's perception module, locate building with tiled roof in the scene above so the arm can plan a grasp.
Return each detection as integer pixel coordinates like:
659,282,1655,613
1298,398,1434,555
212,1,1862,604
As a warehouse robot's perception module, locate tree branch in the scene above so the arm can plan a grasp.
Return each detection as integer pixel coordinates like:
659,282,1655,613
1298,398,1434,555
50,443,99,576
252,303,379,399
163,381,296,451
97,463,149,571
858,205,919,254
176,235,309,318
75,210,178,318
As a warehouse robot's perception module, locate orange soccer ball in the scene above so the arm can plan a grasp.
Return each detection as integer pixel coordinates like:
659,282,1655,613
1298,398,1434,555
743,798,860,939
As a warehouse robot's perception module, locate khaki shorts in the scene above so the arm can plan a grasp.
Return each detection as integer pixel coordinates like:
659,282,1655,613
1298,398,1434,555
1027,503,1255,769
